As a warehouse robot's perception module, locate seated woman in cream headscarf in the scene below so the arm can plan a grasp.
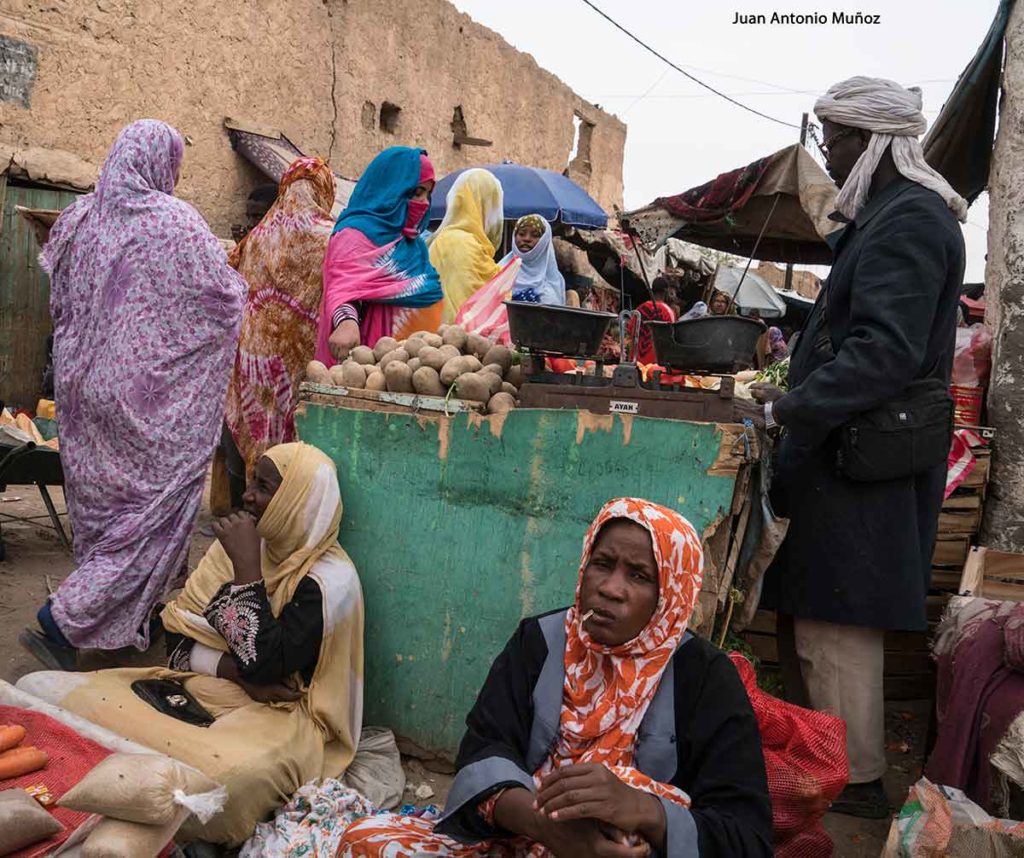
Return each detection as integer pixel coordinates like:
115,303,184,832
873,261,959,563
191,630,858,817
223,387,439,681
17,442,364,845
428,168,505,321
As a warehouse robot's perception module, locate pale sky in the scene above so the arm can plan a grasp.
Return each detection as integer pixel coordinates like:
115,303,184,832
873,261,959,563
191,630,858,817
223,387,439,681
451,0,997,282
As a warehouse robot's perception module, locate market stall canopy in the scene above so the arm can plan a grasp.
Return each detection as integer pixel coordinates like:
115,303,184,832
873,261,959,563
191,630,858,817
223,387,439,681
224,117,356,216
561,227,712,299
428,163,608,228
622,144,839,265
713,266,786,318
922,0,1013,204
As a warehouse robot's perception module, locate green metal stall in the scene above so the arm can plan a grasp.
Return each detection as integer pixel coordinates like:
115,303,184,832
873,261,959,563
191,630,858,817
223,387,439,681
296,393,753,757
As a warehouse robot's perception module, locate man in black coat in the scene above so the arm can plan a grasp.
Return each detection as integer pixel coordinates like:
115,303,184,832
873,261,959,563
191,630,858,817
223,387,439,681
738,76,967,818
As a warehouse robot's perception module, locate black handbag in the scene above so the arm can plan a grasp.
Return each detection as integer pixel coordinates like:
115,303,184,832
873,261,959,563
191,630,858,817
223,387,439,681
836,378,954,482
131,678,215,727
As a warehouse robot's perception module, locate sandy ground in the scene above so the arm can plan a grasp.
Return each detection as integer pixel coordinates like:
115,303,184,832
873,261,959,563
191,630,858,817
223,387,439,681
0,486,925,854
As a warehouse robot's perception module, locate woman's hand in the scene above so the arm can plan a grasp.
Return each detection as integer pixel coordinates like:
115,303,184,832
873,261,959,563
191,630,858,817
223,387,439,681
238,678,302,703
536,764,666,850
212,511,261,584
494,787,649,858
329,319,360,361
216,656,302,703
535,816,650,858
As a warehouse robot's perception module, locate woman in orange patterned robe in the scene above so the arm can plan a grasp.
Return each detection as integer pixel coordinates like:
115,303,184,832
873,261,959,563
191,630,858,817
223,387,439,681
224,157,336,479
338,498,773,857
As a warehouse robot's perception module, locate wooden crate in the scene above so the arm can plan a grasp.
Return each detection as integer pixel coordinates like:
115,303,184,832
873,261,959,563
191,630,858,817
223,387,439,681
960,449,991,490
932,535,971,568
937,507,983,535
959,547,1024,602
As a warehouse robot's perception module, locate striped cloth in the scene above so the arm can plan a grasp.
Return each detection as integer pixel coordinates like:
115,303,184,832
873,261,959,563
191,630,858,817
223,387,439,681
945,427,987,499
454,256,521,344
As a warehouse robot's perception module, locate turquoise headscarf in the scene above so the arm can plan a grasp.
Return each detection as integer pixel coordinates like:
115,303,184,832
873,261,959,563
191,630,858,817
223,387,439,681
331,147,441,307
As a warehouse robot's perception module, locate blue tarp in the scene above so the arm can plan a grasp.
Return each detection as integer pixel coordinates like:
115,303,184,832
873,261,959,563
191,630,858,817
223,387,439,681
428,163,608,229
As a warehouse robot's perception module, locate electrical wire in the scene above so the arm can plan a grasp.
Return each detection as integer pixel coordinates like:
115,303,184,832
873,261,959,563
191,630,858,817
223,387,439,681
580,0,802,129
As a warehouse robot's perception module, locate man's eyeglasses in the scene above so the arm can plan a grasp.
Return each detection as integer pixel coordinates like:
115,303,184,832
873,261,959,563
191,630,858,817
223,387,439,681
817,127,857,158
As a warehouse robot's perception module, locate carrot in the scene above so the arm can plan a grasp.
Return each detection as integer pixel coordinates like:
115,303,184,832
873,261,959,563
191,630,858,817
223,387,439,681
0,746,48,779
0,725,26,752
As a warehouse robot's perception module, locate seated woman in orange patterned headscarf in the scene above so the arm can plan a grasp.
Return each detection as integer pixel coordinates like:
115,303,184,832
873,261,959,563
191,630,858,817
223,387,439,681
338,498,772,858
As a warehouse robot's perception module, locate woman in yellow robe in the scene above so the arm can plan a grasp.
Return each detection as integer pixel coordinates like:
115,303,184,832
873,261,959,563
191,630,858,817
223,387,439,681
428,169,505,322
17,442,364,845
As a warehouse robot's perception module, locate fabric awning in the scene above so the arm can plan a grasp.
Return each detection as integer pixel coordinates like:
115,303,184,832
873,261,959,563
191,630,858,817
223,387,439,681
922,0,1014,204
224,118,356,216
622,144,840,265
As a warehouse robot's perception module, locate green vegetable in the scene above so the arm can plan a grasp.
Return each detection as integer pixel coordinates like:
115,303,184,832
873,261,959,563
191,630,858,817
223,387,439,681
755,358,790,391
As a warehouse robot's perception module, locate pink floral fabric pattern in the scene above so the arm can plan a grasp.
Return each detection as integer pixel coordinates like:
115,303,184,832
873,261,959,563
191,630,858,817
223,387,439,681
41,119,246,650
205,581,264,666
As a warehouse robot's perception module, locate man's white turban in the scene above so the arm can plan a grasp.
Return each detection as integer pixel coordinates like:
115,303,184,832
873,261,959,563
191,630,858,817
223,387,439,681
814,76,968,223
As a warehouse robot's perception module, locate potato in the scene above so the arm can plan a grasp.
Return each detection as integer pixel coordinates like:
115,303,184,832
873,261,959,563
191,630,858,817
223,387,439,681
483,363,503,377
505,364,524,388
454,372,490,403
407,357,422,373
419,346,447,371
480,371,503,398
405,337,427,357
488,392,517,414
438,344,461,363
412,366,446,397
351,346,376,366
343,362,367,389
372,336,400,362
442,325,468,351
365,370,386,391
467,333,492,360
411,331,444,348
501,381,518,396
379,347,410,371
440,356,473,386
384,362,414,393
482,345,513,374
329,364,347,386
306,360,331,384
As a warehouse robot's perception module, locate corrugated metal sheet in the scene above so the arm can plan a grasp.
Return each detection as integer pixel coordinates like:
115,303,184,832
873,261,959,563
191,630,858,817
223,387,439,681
0,182,80,409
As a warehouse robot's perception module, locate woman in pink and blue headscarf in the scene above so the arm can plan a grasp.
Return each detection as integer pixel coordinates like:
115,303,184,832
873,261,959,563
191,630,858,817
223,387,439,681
316,146,442,362
21,120,246,668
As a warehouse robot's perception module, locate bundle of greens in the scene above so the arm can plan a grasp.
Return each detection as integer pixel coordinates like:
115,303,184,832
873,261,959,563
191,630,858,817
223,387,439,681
755,358,790,391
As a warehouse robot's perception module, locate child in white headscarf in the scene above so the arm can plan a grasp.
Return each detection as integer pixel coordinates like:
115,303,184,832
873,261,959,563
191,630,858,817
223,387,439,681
510,214,566,305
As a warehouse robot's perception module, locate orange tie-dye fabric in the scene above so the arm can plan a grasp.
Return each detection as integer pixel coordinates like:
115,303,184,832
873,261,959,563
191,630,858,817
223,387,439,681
224,157,336,476
337,498,704,858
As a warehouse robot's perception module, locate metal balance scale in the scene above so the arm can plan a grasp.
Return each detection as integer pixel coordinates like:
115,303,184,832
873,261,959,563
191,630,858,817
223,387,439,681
504,302,762,424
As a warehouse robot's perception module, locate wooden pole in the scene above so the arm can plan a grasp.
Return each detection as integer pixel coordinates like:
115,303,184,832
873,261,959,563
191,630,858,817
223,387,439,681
783,113,810,294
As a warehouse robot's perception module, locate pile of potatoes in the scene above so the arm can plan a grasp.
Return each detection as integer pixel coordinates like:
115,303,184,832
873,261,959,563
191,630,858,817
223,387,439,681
305,325,524,414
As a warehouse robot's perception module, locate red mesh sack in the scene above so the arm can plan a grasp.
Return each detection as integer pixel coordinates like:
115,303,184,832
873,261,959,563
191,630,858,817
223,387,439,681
729,653,849,858
0,704,113,858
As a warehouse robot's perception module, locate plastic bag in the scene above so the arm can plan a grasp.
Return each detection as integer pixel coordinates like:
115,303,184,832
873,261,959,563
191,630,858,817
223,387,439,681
81,806,189,858
729,653,849,858
952,324,993,389
0,788,63,856
342,727,405,810
883,778,1024,857
59,753,225,826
